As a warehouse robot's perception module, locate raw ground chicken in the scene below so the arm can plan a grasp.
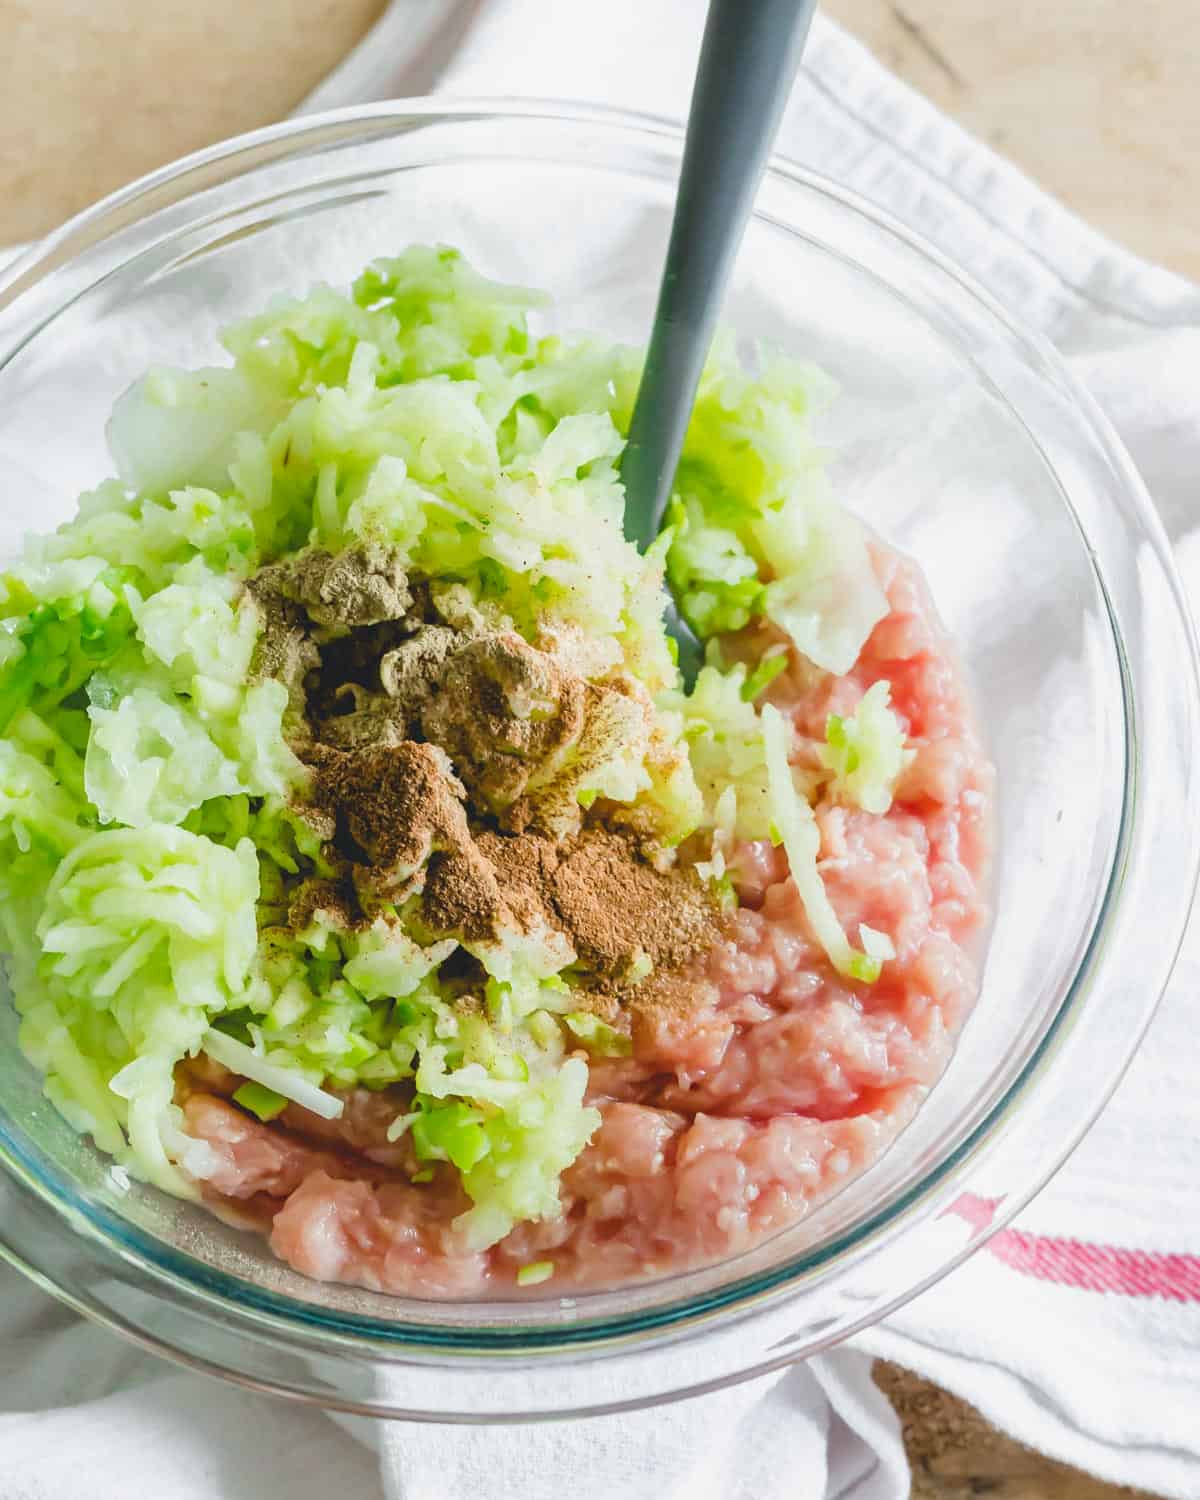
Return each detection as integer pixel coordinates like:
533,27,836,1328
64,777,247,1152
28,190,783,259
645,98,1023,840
180,542,992,1296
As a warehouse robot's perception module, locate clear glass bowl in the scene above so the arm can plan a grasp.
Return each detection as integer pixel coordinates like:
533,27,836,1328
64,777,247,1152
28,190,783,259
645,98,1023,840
0,100,1196,1421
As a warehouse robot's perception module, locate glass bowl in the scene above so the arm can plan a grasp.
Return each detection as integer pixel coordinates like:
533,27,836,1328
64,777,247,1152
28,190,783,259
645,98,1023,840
0,100,1195,1421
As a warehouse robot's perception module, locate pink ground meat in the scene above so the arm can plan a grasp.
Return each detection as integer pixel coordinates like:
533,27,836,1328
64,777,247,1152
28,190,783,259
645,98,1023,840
182,544,992,1297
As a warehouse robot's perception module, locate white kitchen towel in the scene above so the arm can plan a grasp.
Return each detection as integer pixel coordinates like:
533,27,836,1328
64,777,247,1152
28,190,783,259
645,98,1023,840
372,1356,906,1500
0,1255,905,1500
0,1265,387,1500
4,4,1200,1500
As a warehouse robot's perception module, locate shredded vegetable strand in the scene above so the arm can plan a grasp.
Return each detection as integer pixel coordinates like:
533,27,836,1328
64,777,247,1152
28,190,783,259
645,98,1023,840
761,704,884,982
202,1029,345,1120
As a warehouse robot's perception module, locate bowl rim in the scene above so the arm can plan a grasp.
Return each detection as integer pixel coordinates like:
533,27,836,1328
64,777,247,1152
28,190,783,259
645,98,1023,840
0,95,1195,1405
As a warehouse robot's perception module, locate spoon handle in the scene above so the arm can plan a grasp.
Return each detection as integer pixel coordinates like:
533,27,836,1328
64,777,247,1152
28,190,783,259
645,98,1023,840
621,0,818,552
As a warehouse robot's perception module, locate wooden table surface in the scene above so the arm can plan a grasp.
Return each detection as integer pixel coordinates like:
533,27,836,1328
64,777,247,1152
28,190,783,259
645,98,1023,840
3,3,1193,1495
826,0,1200,280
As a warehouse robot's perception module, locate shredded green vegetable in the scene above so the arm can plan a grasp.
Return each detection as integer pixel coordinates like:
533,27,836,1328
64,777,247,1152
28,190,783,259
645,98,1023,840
232,1082,288,1122
564,1012,633,1058
820,681,913,815
516,1260,555,1287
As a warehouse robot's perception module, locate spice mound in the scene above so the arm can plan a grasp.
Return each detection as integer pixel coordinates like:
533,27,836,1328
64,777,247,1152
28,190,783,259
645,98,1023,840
250,544,722,1043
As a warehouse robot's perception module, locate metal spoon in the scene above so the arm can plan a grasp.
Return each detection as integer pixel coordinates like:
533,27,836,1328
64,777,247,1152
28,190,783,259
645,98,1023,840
620,0,818,686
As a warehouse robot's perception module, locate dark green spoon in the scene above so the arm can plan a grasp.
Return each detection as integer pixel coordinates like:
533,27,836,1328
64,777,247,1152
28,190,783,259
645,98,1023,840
620,0,819,686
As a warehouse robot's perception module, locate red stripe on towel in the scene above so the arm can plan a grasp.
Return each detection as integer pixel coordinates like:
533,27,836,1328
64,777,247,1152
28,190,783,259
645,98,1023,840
947,1195,1200,1302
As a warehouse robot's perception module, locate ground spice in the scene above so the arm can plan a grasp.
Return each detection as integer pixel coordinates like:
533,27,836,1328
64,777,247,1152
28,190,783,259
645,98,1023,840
552,829,715,982
445,826,720,1007
245,584,319,722
285,876,368,934
260,543,720,1016
279,541,413,632
307,739,509,923
419,632,586,824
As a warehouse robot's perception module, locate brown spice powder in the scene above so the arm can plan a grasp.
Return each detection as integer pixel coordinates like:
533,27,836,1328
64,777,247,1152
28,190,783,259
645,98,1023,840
453,826,720,1009
263,543,721,1018
552,829,715,982
303,738,719,1010
286,875,368,934
307,739,506,924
